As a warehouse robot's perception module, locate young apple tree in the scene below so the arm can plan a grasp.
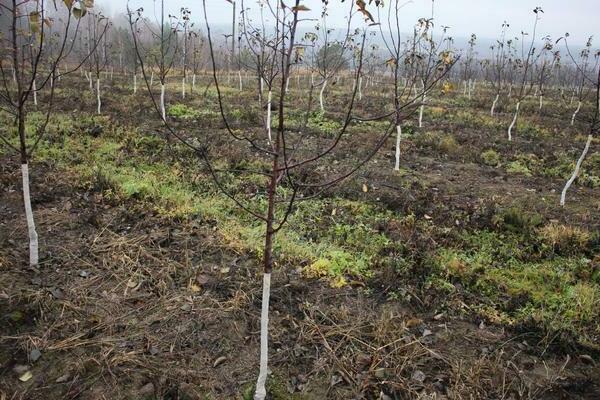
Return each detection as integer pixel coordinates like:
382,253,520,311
0,0,103,267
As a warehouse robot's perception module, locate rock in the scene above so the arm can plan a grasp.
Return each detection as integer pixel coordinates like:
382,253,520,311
49,287,64,299
356,353,372,370
180,303,192,312
138,382,155,396
13,365,29,375
29,349,42,363
55,373,71,383
412,370,426,383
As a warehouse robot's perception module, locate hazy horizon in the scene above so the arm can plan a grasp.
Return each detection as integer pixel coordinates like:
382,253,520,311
98,0,599,47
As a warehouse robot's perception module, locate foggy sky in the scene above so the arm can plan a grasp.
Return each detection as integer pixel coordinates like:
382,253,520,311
102,0,599,46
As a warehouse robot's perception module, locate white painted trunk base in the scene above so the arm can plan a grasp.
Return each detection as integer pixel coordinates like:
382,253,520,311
319,79,328,112
160,84,166,121
491,94,499,116
358,76,363,100
508,101,520,141
254,272,272,400
266,90,273,143
21,164,39,267
571,101,582,126
33,80,37,106
394,125,401,171
561,134,592,207
96,79,101,115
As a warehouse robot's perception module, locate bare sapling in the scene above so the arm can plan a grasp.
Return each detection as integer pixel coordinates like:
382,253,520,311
559,36,600,206
0,0,103,267
507,7,545,141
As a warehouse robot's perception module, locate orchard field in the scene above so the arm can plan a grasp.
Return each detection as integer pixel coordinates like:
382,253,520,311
0,1,599,399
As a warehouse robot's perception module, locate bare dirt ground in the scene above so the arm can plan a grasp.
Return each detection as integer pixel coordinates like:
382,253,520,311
1,76,599,399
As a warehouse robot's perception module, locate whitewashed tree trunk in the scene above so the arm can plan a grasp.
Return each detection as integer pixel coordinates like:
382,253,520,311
182,77,186,99
160,83,166,121
21,163,39,267
150,71,154,87
50,74,54,89
560,134,592,206
508,101,520,141
358,76,363,100
319,79,328,112
266,90,273,143
467,79,472,99
192,74,196,92
253,272,271,400
88,72,93,91
539,94,543,110
133,74,137,94
33,79,37,106
418,94,426,128
491,94,499,116
285,76,290,93
508,84,513,98
571,101,582,126
570,90,575,105
96,78,101,114
238,70,243,91
394,125,401,171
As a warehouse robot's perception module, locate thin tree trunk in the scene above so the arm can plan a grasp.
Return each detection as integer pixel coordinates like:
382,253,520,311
160,83,166,121
133,73,137,94
192,74,196,92
96,78,101,114
560,134,592,206
182,77,186,99
418,94,426,128
33,79,37,106
319,79,328,112
394,125,401,171
21,163,39,267
508,101,520,141
358,76,363,100
491,93,499,116
254,272,271,400
238,70,243,91
266,90,272,143
571,101,582,126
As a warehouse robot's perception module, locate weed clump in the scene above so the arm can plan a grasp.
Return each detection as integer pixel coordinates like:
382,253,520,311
538,223,592,255
481,149,500,167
